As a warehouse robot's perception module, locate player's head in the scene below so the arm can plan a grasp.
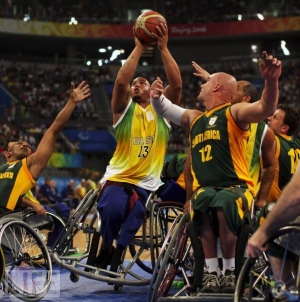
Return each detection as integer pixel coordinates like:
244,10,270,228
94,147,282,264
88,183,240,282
4,139,33,162
198,72,237,109
267,104,300,136
232,80,259,104
130,77,151,104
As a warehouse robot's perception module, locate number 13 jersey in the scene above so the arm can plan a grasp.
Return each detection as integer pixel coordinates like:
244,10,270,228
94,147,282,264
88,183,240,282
101,100,170,191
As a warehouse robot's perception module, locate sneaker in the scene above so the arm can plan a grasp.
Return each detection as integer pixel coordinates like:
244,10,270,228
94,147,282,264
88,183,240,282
200,271,220,293
220,270,235,293
94,246,115,270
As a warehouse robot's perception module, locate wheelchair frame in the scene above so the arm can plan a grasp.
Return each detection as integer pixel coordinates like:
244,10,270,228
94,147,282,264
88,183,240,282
235,223,300,302
0,200,75,301
0,214,52,301
51,188,184,291
147,200,255,301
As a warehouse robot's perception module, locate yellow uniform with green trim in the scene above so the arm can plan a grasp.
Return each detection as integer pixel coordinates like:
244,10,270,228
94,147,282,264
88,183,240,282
101,100,170,191
190,103,254,234
0,158,36,210
267,133,300,202
246,122,268,191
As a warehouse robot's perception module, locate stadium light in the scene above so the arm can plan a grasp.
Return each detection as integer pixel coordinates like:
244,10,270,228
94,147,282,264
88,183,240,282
281,40,290,56
257,13,264,20
69,17,78,25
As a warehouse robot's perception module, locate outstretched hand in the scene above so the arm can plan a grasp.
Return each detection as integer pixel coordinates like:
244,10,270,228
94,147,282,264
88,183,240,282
192,61,211,82
70,81,91,103
150,77,164,99
259,51,282,81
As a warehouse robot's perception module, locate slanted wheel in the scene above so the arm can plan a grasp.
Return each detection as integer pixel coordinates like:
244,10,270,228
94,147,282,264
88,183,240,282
23,209,71,256
235,224,300,302
0,245,4,282
53,189,99,256
128,201,183,274
0,219,52,301
147,212,190,302
150,202,184,269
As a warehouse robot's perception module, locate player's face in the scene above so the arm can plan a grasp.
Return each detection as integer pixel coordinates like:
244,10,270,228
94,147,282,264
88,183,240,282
198,75,215,105
267,109,286,134
130,77,151,102
7,140,32,160
232,81,248,104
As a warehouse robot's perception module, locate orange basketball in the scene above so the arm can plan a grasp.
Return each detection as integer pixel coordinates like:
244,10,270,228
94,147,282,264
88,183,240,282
134,11,167,45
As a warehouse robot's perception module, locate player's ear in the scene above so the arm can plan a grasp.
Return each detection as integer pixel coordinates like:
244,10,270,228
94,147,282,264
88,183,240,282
282,124,289,134
213,83,221,92
243,95,251,103
3,151,10,161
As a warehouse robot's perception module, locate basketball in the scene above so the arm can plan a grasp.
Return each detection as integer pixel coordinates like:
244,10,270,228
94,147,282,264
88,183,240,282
134,11,167,45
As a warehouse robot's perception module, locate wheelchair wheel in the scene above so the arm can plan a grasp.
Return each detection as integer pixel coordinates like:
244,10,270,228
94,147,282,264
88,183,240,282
23,209,71,256
128,214,153,274
235,224,300,302
235,223,252,280
148,212,190,302
0,219,52,301
0,245,4,282
150,202,184,269
53,189,99,255
128,201,183,274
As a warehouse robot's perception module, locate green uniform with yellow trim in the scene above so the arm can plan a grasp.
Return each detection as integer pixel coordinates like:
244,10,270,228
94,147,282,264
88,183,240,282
190,103,254,235
267,133,300,202
0,158,36,211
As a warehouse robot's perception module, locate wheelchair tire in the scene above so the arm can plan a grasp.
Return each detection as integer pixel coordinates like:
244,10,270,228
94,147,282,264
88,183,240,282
23,209,71,256
0,219,52,301
0,245,4,282
128,201,183,275
53,189,99,255
148,212,189,302
235,224,300,302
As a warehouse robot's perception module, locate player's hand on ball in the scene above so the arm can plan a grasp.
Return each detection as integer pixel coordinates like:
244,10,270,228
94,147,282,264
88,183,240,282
153,23,168,50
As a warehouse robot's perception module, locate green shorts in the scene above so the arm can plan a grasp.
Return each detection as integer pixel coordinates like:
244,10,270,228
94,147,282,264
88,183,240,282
191,186,253,236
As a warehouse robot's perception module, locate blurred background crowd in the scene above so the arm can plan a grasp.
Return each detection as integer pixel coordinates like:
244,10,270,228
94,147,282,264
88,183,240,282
0,0,299,199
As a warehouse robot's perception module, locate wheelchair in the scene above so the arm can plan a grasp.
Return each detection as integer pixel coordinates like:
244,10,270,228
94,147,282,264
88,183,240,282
147,198,255,302
51,188,184,291
0,211,52,301
0,200,75,301
0,246,4,283
235,222,300,302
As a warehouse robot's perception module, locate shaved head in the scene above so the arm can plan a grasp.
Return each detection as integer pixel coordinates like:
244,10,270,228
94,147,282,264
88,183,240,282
199,72,237,109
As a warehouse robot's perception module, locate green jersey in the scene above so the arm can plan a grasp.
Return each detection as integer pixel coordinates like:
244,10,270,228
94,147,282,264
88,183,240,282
0,158,36,210
190,103,254,191
267,133,300,202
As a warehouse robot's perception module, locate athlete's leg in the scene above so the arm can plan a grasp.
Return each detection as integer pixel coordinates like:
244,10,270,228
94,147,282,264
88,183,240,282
97,185,128,250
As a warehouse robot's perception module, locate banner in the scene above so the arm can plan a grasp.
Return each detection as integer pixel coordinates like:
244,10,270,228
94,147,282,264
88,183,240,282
0,16,299,38
47,152,82,168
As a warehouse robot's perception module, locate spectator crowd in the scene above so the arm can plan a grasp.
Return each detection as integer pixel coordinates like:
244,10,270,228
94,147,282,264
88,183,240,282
1,58,300,156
